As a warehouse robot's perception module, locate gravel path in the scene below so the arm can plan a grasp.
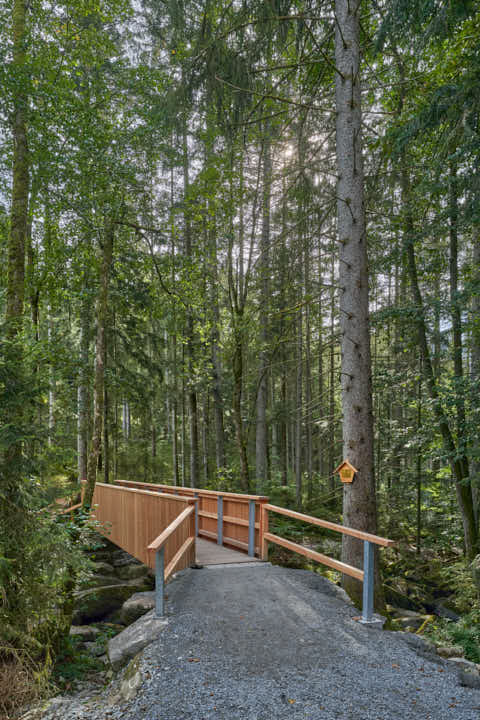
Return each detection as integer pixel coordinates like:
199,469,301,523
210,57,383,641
43,563,480,720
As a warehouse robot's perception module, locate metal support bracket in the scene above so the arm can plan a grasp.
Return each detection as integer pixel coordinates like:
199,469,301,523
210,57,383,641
361,540,374,623
155,547,165,617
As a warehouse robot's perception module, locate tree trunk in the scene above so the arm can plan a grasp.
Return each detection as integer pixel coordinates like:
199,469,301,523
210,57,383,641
401,163,478,558
83,225,114,507
182,121,199,488
3,0,29,485
77,274,91,482
335,0,379,606
471,229,480,526
255,134,271,493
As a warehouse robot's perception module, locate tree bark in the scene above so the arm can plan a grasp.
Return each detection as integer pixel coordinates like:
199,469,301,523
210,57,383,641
401,163,478,558
471,229,480,526
3,0,29,484
83,225,114,507
335,0,379,605
255,134,271,492
77,271,91,482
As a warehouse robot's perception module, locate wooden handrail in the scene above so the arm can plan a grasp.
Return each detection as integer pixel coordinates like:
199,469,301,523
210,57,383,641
263,532,364,581
94,482,194,503
264,504,395,547
148,505,195,552
115,479,268,503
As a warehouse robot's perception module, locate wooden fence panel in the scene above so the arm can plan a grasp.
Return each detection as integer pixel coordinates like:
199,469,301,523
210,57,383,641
92,483,194,571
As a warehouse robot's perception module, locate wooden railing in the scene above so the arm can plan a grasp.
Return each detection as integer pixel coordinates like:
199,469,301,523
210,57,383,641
114,480,268,558
91,483,196,573
261,503,395,623
148,505,195,616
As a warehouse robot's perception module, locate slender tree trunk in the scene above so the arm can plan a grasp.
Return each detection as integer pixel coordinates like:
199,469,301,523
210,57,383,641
471,229,480,526
401,162,477,558
84,225,114,507
256,134,271,492
295,303,303,509
335,0,379,606
328,251,336,498
77,274,91,482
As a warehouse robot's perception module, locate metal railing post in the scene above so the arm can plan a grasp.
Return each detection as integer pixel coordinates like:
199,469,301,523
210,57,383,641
194,493,199,537
248,500,256,556
217,495,223,545
361,540,374,623
155,547,165,617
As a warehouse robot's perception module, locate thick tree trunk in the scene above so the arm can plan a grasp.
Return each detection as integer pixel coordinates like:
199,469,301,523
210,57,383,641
335,0,379,606
83,225,114,507
3,0,29,485
182,121,199,488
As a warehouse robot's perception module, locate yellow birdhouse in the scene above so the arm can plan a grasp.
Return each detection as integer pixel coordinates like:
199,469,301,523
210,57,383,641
334,459,358,483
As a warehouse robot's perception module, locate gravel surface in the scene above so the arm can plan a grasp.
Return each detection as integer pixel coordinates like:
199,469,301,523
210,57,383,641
40,563,480,720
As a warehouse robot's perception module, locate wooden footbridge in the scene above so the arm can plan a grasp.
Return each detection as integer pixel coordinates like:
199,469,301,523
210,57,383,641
77,480,394,623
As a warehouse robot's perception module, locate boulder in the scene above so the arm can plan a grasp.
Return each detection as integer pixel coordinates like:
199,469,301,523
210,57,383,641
69,625,101,642
108,655,143,704
120,591,155,625
448,657,478,672
113,552,142,569
116,563,148,580
437,645,465,659
79,574,124,589
108,611,168,670
73,577,153,624
459,670,480,689
395,631,437,656
84,641,106,657
91,561,115,575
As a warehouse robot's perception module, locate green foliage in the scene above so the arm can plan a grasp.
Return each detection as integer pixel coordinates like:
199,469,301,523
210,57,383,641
425,610,480,663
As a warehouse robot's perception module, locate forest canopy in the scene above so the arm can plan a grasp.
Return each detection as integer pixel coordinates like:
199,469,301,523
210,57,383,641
0,0,479,705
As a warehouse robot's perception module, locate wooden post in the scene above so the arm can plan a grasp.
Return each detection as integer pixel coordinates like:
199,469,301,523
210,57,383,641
260,503,269,560
217,495,223,545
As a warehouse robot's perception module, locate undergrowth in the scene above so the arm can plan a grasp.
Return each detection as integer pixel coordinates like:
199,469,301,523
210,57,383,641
424,610,480,663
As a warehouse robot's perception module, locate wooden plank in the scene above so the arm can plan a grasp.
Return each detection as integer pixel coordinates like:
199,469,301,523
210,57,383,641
264,504,395,547
164,536,195,581
114,479,268,502
95,482,192,503
263,532,364,581
148,506,195,551
198,510,258,530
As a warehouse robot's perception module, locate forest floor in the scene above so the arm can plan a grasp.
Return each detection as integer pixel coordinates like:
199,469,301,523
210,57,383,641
33,563,480,720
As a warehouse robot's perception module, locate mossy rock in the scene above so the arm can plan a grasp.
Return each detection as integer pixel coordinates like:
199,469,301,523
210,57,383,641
73,579,152,624
116,564,148,580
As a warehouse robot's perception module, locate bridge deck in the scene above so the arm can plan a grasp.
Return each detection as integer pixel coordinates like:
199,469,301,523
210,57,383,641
195,537,263,566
